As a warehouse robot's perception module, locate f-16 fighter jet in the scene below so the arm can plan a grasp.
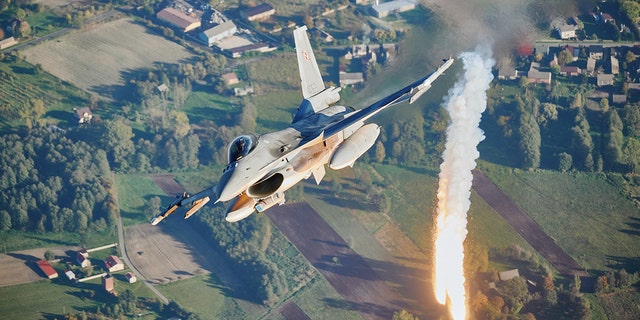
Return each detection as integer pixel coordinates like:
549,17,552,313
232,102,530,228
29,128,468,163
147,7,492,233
152,25,453,225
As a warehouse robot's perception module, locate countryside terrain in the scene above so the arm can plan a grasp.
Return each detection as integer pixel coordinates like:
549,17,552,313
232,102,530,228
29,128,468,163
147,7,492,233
1,0,640,319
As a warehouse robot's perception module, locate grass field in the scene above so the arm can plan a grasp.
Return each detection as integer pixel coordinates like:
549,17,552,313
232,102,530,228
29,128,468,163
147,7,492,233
0,56,88,129
479,162,640,273
22,17,195,99
182,87,238,126
115,174,168,226
158,274,246,320
0,276,156,319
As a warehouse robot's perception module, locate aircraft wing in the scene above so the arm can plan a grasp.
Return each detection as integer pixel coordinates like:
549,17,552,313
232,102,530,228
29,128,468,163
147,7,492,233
323,58,454,138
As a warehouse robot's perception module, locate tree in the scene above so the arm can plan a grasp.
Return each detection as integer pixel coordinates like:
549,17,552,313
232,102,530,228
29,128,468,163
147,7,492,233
44,250,55,261
0,210,11,230
17,20,31,38
374,140,386,163
622,138,640,174
392,310,418,320
518,113,541,169
623,104,640,137
102,118,135,170
145,196,162,219
500,276,530,313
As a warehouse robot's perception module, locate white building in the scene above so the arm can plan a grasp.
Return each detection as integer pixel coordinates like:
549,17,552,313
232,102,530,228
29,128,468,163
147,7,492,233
199,20,237,46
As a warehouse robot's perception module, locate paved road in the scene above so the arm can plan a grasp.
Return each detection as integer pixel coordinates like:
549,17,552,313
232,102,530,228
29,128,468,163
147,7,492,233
112,173,169,304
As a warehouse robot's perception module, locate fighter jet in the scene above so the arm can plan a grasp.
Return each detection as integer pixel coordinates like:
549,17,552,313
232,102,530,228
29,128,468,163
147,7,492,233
151,26,453,225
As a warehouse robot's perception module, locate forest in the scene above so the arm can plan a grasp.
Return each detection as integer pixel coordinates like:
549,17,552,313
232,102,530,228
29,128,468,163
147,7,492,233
0,128,117,233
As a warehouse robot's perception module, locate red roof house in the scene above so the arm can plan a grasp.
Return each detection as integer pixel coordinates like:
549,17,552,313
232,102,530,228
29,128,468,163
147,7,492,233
104,255,124,272
37,260,58,279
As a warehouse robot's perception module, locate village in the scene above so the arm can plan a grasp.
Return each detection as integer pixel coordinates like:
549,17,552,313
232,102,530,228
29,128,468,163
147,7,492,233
32,243,136,297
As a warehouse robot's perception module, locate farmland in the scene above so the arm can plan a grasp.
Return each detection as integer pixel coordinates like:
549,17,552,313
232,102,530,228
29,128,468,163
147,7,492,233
22,17,196,99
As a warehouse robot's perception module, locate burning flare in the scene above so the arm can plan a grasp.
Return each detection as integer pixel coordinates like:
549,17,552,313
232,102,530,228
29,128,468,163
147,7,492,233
434,47,494,320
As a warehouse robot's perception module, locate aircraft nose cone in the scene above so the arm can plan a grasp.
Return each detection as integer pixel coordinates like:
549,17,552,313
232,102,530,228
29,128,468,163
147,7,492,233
216,165,236,202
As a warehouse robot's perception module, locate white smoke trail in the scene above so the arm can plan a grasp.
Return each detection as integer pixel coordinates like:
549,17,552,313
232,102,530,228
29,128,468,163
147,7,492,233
434,46,494,320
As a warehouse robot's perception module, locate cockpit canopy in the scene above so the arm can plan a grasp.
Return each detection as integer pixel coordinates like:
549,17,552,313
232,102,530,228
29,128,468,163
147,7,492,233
227,134,258,163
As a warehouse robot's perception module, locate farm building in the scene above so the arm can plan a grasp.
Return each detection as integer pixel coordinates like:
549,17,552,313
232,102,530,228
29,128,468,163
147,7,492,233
104,255,124,272
76,249,91,268
74,107,93,124
37,260,58,279
240,3,275,22
65,270,77,282
498,269,520,281
0,37,17,50
370,0,418,18
103,274,115,294
527,62,551,85
498,65,518,80
586,57,596,73
157,7,201,33
339,72,365,87
611,56,619,74
560,65,581,76
597,73,615,87
125,272,137,283
200,20,237,46
612,94,626,104
234,86,254,96
222,72,239,85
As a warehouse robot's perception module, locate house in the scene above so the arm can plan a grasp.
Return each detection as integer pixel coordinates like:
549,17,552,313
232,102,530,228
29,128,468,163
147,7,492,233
225,43,274,58
586,57,596,74
125,272,137,283
156,83,169,94
37,260,58,279
498,65,518,80
199,20,237,46
157,7,201,33
628,82,640,91
104,255,124,272
589,45,604,60
527,62,552,85
597,73,615,87
64,270,77,282
370,0,418,18
222,72,239,85
612,94,627,104
0,37,17,50
234,86,254,96
560,65,581,76
240,3,275,22
76,249,91,268
102,274,115,294
498,269,520,281
339,72,364,87
556,24,576,39
74,107,93,124
611,56,619,74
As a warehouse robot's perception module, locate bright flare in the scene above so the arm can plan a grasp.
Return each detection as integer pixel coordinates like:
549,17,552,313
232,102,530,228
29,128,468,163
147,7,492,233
434,47,494,320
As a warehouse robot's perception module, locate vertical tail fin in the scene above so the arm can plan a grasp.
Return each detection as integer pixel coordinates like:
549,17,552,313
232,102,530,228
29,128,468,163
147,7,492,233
294,26,325,99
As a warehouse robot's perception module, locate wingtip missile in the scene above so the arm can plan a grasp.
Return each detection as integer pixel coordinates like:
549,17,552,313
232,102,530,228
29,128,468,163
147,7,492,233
409,57,454,104
151,192,188,226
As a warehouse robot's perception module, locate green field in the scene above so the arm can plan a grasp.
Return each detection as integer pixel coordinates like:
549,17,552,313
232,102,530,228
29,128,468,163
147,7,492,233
0,56,88,129
115,174,168,226
480,162,640,273
158,274,246,319
0,276,156,319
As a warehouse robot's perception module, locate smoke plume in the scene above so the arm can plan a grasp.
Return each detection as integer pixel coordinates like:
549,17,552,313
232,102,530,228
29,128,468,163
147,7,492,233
433,46,494,320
